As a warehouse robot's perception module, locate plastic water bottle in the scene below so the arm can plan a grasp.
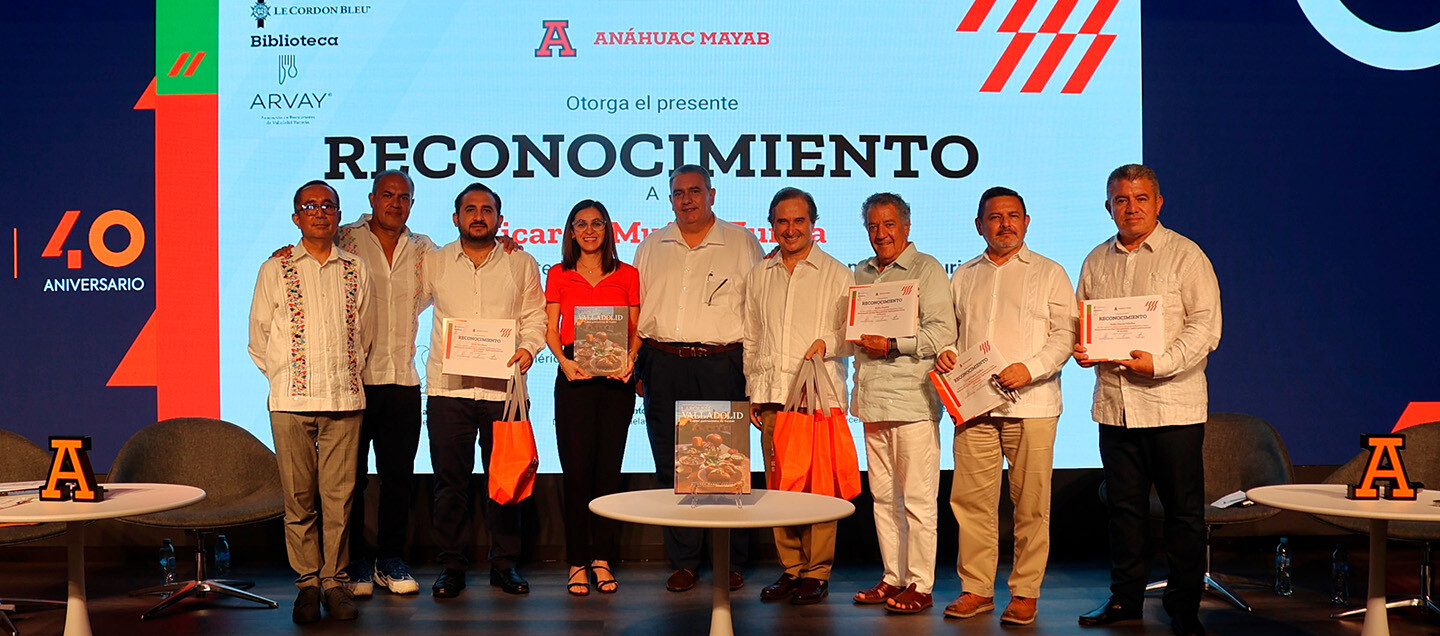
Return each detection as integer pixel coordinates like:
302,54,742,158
1274,537,1294,596
214,534,231,578
1330,544,1350,605
159,538,178,584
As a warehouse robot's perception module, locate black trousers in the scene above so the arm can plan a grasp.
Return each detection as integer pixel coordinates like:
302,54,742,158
349,384,422,561
427,395,523,570
639,342,751,571
1099,422,1205,618
554,356,635,567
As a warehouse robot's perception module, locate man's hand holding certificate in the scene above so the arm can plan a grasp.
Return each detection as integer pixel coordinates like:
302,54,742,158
845,279,920,342
442,318,518,379
1079,295,1164,363
929,340,1014,424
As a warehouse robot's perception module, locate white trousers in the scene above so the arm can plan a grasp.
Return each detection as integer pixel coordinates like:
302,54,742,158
864,419,940,593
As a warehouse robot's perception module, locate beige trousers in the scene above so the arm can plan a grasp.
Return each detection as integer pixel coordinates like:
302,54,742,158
758,406,838,580
864,419,940,593
270,410,362,590
950,415,1057,598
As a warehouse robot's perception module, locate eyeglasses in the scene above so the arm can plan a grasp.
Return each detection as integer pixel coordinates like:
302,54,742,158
572,219,608,231
296,203,339,217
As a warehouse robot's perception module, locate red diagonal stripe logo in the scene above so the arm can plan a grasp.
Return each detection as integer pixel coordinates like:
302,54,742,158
1061,33,1115,93
183,51,206,77
167,52,190,78
1021,33,1075,92
998,0,1038,32
1078,0,1119,34
980,32,1036,92
1038,0,1079,33
957,0,998,32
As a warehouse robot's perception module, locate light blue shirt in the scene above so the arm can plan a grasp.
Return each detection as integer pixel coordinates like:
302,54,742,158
850,243,956,423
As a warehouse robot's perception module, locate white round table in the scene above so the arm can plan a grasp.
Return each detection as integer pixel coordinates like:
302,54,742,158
1247,484,1440,636
0,483,206,636
591,489,854,636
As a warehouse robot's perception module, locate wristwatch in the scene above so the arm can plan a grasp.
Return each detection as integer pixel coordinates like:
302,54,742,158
885,337,899,360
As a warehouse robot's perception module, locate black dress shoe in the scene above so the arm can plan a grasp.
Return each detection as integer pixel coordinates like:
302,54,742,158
1171,614,1206,636
490,566,530,595
292,587,322,624
432,568,466,598
1078,598,1142,626
760,573,799,600
323,586,358,620
791,578,829,605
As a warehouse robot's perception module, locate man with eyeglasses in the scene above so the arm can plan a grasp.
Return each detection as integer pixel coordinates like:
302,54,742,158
330,170,434,597
249,179,373,623
635,164,763,593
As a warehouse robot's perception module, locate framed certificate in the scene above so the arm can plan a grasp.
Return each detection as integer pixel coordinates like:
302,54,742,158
845,279,920,341
929,340,1010,424
1080,295,1164,361
441,318,516,379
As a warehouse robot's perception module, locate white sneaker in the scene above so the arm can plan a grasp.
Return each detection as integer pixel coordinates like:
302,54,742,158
344,560,374,597
374,557,420,595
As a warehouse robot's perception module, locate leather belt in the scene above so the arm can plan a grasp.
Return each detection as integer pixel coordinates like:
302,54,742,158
644,339,741,358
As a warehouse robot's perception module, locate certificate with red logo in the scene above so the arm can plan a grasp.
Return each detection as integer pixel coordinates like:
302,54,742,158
1080,295,1163,362
441,318,516,379
929,340,1010,424
845,279,920,341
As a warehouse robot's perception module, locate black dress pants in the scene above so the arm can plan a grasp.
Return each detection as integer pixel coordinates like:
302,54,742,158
350,383,422,561
554,364,635,567
1099,422,1205,618
427,395,523,570
639,343,751,571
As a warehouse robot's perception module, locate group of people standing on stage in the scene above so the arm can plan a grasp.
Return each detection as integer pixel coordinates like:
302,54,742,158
248,162,1220,636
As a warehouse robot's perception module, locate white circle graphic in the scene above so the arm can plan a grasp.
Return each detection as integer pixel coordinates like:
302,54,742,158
1297,0,1440,70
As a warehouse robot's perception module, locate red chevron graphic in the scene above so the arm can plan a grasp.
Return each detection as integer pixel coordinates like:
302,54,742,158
958,0,1120,94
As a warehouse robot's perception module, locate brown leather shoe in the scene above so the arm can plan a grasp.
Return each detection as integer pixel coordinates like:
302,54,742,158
1001,596,1038,625
666,568,698,592
885,584,933,614
760,573,799,600
729,571,744,591
791,578,829,605
853,581,905,604
943,592,995,619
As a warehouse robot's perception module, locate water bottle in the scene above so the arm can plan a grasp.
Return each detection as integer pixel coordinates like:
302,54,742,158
159,538,178,584
1274,537,1294,596
214,534,232,578
1330,544,1350,605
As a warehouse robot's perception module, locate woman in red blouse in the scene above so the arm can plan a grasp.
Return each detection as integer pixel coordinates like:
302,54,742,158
544,199,641,596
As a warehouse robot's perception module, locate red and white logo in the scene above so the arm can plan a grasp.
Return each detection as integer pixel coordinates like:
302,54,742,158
980,341,992,354
535,20,577,57
1145,300,1159,312
957,0,1120,94
500,328,514,337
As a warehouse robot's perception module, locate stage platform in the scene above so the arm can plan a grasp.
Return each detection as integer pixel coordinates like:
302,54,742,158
3,537,1432,636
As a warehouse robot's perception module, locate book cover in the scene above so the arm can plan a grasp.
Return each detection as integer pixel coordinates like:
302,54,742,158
674,400,752,494
573,305,628,377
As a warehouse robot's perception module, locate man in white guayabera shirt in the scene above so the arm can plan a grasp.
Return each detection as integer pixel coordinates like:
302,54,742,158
249,179,373,624
742,187,854,606
1074,164,1221,636
935,186,1077,626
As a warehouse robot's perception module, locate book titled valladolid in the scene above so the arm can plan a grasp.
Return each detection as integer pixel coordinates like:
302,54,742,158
674,401,751,494
573,306,628,377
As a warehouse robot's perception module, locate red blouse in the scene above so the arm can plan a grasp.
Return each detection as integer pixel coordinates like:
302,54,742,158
544,261,640,344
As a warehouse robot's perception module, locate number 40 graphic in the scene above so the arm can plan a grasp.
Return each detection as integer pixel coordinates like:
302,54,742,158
40,209,146,268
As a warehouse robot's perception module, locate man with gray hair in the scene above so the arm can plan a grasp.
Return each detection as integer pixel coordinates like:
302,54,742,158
331,169,435,597
849,193,956,614
636,164,763,593
1074,164,1221,636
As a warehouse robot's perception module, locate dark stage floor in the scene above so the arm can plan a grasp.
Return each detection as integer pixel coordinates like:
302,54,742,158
3,543,1437,635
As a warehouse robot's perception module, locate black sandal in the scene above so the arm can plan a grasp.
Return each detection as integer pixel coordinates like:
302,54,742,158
591,563,619,594
567,566,591,596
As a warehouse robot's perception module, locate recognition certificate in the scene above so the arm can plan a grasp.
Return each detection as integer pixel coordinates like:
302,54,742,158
441,318,516,379
845,279,920,341
1080,295,1164,361
929,340,1010,424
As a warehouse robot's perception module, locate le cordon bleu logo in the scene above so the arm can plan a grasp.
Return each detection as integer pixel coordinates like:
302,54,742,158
251,0,372,29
